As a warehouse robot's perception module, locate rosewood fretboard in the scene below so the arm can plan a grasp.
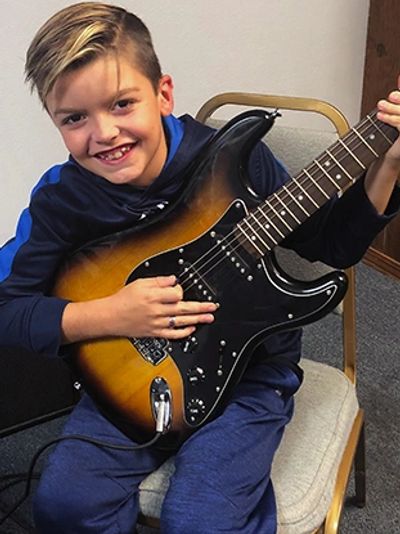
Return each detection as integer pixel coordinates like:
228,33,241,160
236,109,398,256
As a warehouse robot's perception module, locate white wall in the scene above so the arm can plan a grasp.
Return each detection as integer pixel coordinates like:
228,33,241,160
0,0,370,245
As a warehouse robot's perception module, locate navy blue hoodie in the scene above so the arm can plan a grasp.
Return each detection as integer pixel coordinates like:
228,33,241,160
0,114,398,364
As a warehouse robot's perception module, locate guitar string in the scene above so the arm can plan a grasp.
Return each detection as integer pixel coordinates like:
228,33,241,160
178,112,388,291
177,112,393,293
245,115,378,247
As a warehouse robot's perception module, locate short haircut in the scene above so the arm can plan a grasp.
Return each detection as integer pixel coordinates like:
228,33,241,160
25,1,162,105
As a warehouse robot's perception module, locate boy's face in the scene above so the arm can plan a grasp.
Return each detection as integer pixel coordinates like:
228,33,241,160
46,52,174,187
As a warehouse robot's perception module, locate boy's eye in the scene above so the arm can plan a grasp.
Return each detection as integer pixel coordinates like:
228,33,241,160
113,99,134,111
62,113,85,125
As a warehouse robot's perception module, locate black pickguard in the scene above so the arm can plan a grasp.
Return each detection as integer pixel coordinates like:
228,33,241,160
128,200,347,429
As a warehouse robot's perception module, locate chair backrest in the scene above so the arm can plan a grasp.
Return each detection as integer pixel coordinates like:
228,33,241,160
195,92,357,383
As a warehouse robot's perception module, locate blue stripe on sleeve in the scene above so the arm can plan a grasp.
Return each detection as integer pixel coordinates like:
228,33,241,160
0,165,63,282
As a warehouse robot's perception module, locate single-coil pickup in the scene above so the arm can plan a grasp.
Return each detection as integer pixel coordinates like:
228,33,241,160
211,232,252,278
180,262,216,302
130,337,170,365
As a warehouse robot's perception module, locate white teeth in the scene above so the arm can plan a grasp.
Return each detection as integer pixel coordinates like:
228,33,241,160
98,145,132,161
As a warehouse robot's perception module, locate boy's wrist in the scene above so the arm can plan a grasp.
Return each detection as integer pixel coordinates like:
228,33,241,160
61,298,114,344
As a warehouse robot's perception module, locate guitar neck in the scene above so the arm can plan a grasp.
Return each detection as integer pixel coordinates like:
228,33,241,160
236,109,398,257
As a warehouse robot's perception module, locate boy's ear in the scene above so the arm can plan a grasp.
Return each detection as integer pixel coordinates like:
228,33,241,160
158,74,174,116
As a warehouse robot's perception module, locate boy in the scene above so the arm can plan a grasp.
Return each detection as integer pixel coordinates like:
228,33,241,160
1,2,400,532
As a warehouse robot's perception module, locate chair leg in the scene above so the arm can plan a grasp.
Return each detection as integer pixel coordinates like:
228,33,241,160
324,410,365,533
353,421,366,508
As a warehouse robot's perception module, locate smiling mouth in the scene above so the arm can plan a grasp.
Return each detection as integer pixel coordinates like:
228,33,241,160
95,143,135,162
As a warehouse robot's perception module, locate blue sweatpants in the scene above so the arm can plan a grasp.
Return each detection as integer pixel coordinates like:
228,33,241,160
33,362,300,533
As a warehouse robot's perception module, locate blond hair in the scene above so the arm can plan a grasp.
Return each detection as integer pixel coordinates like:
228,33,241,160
25,2,162,105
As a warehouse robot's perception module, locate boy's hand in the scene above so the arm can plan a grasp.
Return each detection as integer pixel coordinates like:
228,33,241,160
61,275,218,345
106,275,217,339
376,76,400,164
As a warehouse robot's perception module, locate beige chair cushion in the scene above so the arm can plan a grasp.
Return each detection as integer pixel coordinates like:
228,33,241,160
204,118,338,177
139,359,359,532
273,359,358,533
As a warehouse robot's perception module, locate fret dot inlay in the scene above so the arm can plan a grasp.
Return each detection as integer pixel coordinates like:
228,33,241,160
369,134,375,140
335,174,342,180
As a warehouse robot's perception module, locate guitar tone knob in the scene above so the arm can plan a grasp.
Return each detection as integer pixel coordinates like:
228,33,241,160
187,398,206,423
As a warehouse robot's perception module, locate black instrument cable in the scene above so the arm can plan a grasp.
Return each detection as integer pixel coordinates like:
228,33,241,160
0,428,163,527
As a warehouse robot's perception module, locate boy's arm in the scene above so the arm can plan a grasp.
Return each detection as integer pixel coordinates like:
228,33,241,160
264,88,400,268
364,155,400,214
364,88,400,214
248,146,400,270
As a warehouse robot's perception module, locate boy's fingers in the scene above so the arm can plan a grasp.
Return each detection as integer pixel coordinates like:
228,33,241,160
168,313,215,329
158,282,184,303
155,274,177,287
166,301,218,315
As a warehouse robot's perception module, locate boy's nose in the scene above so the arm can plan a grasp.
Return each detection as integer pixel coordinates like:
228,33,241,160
92,117,119,143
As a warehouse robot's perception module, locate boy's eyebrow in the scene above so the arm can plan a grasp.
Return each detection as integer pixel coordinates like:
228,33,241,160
54,107,85,116
114,87,141,98
53,87,142,116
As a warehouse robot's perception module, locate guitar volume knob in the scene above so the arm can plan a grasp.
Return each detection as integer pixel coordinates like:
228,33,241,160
181,336,199,353
187,366,205,385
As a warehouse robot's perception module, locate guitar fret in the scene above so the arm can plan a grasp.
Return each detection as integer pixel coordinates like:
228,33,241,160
274,191,301,225
352,127,379,157
251,209,277,240
252,213,280,247
253,209,284,241
303,169,331,200
263,199,292,235
337,138,366,170
292,176,320,208
366,113,393,144
238,218,271,254
248,212,276,248
314,159,341,191
282,184,310,219
253,210,285,246
325,149,355,184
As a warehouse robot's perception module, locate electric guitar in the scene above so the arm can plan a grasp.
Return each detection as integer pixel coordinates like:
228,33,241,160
53,108,398,448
